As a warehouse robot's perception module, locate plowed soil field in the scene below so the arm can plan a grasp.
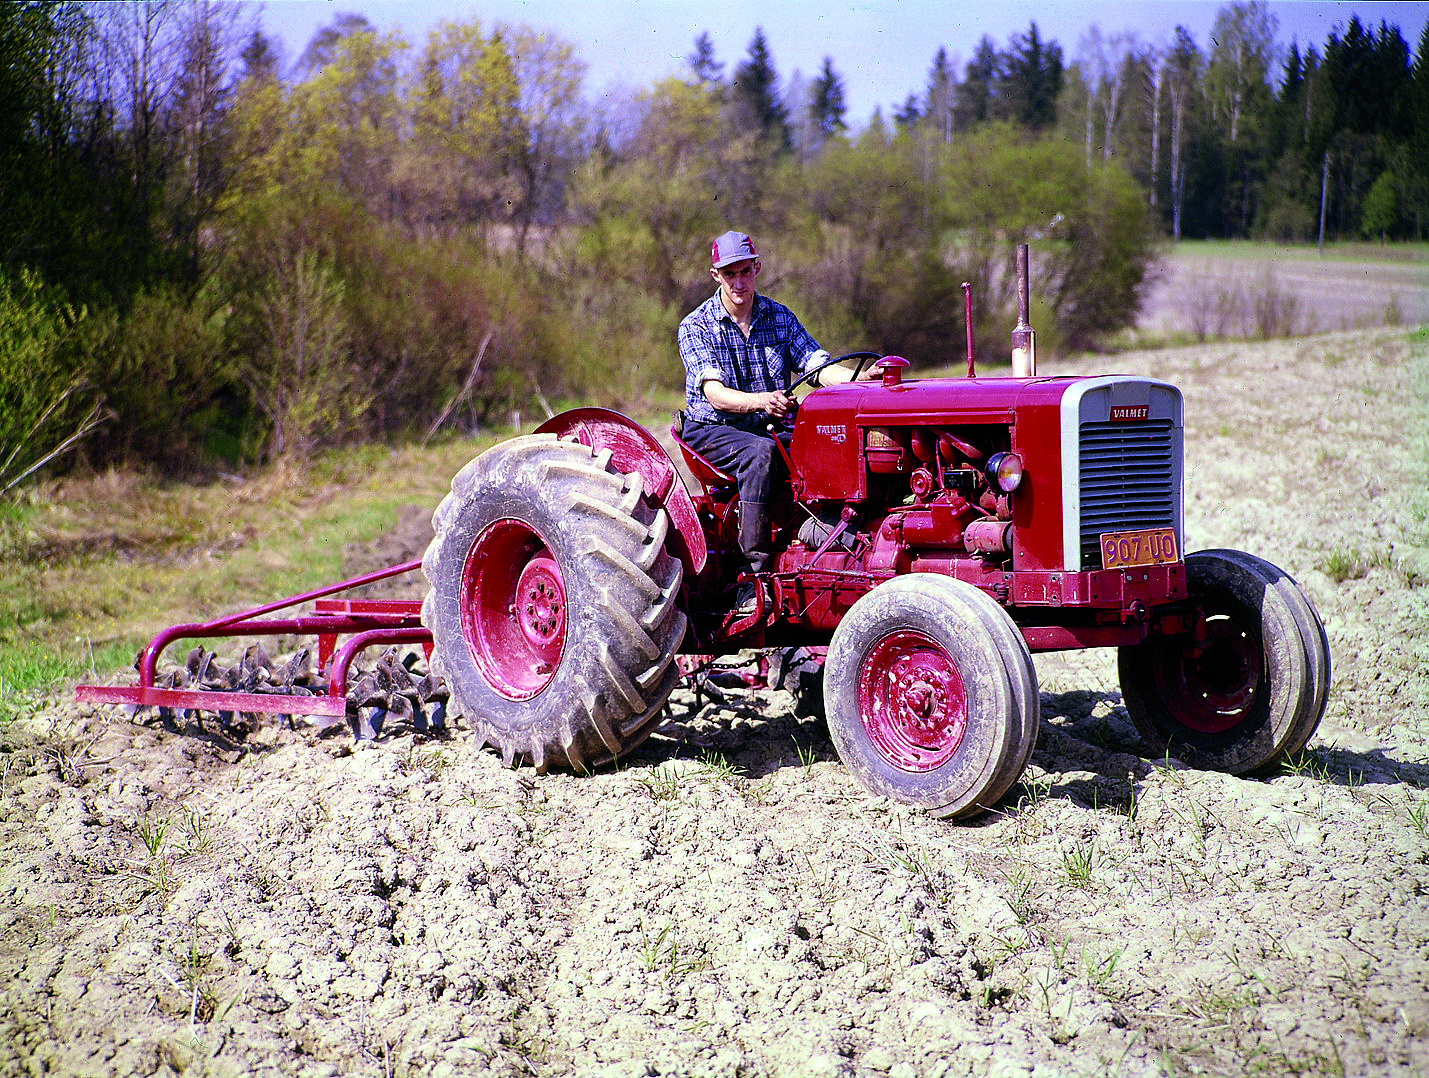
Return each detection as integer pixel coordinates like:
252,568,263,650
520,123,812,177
2,327,1426,1078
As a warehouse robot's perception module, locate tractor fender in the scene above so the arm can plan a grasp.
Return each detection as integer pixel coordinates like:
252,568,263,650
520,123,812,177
535,407,707,576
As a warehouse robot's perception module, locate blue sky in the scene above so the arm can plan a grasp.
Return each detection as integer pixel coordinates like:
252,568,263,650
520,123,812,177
253,0,1428,124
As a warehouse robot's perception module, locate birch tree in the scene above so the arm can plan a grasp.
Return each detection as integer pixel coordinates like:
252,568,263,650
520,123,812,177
1206,1,1276,144
1165,26,1204,239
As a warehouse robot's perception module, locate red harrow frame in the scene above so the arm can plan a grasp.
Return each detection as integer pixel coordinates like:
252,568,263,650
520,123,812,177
76,560,432,723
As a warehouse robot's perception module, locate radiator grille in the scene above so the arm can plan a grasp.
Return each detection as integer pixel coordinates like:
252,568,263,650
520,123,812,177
1079,419,1176,567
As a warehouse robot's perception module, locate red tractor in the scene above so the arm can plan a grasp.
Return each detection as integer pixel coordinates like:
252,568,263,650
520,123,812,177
79,248,1330,819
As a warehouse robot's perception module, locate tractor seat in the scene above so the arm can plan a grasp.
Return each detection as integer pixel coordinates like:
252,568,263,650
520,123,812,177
671,412,737,490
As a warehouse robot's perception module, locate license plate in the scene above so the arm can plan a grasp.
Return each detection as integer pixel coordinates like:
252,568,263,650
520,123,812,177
1100,527,1180,569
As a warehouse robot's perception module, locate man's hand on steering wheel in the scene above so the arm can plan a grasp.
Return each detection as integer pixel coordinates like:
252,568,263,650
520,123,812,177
752,389,794,419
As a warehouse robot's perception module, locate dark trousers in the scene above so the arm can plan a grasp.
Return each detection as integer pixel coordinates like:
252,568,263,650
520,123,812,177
681,420,784,506
681,419,788,573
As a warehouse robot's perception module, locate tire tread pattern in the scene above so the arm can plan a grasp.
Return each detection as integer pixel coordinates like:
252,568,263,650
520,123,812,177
422,435,686,772
1118,548,1329,775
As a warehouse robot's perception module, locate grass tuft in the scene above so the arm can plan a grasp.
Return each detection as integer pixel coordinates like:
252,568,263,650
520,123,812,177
1405,797,1429,839
697,749,737,783
633,764,689,801
1060,839,1099,889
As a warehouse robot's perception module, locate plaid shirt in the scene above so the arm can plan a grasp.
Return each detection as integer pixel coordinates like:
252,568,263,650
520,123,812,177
678,292,824,426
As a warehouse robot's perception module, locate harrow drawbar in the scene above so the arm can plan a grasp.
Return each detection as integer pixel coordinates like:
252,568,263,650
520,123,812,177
75,559,446,739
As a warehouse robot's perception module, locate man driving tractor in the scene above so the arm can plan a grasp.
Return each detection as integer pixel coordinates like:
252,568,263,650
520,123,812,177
677,230,874,613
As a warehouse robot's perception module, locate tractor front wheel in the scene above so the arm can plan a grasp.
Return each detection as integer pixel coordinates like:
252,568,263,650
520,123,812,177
824,576,1039,820
422,435,686,771
1118,549,1329,775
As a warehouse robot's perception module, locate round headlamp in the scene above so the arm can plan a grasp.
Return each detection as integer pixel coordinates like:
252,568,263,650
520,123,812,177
985,451,1024,493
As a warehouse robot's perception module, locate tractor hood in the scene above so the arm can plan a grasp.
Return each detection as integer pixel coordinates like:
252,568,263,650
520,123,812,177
791,376,1079,502
790,374,1184,573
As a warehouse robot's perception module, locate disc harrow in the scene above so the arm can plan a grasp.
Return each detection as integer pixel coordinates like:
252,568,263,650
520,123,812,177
138,642,449,742
348,646,449,740
76,559,445,743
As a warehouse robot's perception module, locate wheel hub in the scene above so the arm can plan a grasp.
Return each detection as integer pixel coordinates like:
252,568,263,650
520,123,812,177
858,630,968,772
515,554,565,654
1154,613,1263,734
461,519,567,701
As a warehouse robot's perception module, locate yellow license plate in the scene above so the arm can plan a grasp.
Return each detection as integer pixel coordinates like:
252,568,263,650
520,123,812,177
1100,527,1179,569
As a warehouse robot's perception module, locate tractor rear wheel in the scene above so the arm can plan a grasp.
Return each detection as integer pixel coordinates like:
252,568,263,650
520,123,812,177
422,435,686,771
824,576,1039,820
1118,549,1330,775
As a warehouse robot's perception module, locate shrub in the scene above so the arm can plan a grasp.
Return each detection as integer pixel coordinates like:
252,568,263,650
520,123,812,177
1360,172,1398,243
231,248,363,462
79,286,235,471
797,131,967,358
0,270,108,495
1261,197,1317,242
1043,159,1162,352
1178,263,1306,342
1250,265,1302,339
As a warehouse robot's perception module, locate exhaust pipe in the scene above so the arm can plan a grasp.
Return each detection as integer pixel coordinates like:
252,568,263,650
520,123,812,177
1011,243,1036,378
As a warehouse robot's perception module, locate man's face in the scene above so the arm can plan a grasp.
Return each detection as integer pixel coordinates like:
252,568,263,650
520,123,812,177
712,258,760,315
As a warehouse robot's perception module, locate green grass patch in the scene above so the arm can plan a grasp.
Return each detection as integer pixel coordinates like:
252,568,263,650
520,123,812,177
0,398,702,698
1318,545,1423,587
0,432,519,692
0,645,132,691
0,642,134,729
1169,238,1429,265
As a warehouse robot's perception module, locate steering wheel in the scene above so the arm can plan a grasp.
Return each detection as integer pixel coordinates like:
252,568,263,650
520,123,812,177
787,351,884,394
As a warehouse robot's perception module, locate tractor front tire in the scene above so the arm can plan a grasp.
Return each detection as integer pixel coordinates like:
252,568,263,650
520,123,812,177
824,576,1040,820
1118,549,1330,775
422,435,686,771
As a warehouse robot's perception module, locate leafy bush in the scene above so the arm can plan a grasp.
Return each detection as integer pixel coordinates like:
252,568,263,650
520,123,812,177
568,78,760,312
939,126,1080,349
1044,160,1162,351
78,286,235,471
1360,172,1398,242
795,129,965,358
798,126,1160,359
1260,196,1317,242
0,270,108,495
231,247,362,462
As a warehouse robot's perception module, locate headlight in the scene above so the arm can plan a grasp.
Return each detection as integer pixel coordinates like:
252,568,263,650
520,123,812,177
985,451,1024,493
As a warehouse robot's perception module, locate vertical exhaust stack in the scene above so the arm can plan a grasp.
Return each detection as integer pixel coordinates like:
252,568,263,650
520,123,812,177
1011,243,1036,378
962,282,976,377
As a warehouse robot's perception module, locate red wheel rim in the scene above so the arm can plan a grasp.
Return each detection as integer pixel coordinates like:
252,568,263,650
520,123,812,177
1152,613,1263,734
461,519,567,700
858,629,968,772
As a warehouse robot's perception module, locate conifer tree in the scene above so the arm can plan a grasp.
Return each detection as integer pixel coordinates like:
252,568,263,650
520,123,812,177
810,56,847,140
730,28,789,151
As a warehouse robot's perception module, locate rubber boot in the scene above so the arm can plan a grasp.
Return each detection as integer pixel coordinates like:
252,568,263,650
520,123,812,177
735,501,773,616
738,500,773,574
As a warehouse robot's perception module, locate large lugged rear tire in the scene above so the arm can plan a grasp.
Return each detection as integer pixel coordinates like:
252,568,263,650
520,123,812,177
824,576,1040,820
422,435,686,771
1118,549,1330,775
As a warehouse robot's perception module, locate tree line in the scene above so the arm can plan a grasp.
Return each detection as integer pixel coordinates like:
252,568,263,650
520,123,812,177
1,0,1424,482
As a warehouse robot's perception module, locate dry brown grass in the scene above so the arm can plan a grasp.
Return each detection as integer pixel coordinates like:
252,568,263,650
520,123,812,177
1136,240,1428,344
